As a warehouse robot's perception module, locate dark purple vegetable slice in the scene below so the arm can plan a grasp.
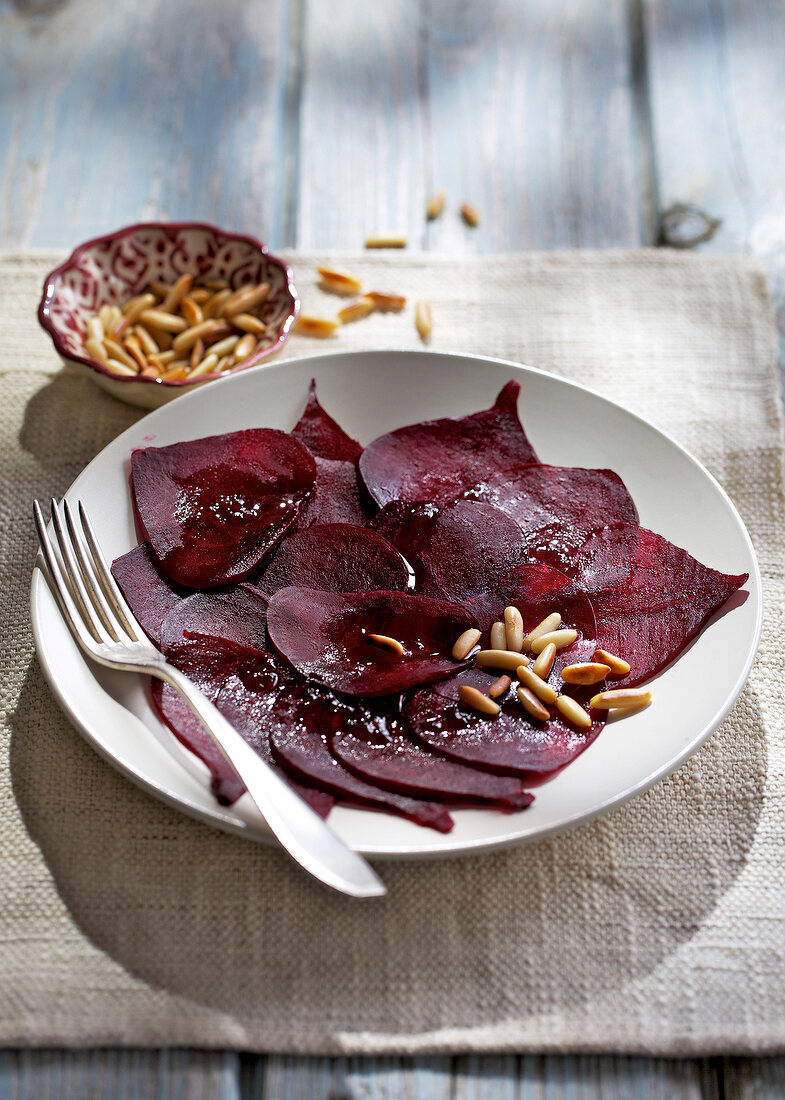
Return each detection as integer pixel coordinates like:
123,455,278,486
159,584,269,652
463,463,638,573
111,543,185,648
299,457,367,528
267,587,477,697
257,524,411,597
404,666,604,781
291,379,363,464
370,499,526,601
358,381,538,509
566,522,749,687
131,428,316,588
330,704,534,810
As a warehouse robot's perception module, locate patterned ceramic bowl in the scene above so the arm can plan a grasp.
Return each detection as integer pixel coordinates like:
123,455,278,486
38,222,299,409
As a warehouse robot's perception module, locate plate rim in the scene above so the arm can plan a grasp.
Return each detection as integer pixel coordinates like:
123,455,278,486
29,348,763,858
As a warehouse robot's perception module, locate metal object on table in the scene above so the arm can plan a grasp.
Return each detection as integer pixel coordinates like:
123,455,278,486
32,498,386,900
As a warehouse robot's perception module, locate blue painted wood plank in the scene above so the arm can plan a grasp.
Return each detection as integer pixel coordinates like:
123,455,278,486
723,1057,785,1098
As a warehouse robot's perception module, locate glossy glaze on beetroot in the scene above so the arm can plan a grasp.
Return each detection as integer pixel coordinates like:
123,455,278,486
115,380,749,832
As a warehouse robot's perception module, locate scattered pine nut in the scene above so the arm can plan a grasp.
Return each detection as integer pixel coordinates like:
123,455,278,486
488,674,511,699
366,290,406,312
532,642,557,679
338,297,376,325
593,649,631,677
518,665,558,704
589,688,652,711
458,684,500,717
530,629,578,655
461,202,480,228
452,627,482,661
503,605,524,652
490,621,507,651
556,694,592,730
523,612,561,650
476,649,531,672
561,662,611,686
294,315,340,338
415,299,432,342
366,633,405,656
426,189,447,220
233,334,258,361
365,233,408,249
186,352,219,379
318,267,364,296
517,686,550,722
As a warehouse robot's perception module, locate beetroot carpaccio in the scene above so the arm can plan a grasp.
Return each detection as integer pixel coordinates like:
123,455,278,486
118,380,749,832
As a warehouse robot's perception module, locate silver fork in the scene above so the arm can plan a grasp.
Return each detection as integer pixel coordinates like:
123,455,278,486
33,498,386,899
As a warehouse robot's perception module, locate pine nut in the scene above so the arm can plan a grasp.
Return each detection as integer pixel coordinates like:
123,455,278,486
135,324,160,356
208,335,240,358
103,338,137,370
523,613,561,650
476,649,531,672
123,334,147,371
452,627,481,660
110,316,130,339
593,649,631,677
149,279,172,296
504,605,524,652
216,355,235,372
189,287,211,303
86,316,104,344
365,233,408,248
186,353,219,379
490,622,507,650
122,292,156,322
149,350,175,366
203,289,234,318
318,267,364,296
140,309,188,333
232,312,268,334
461,202,480,227
518,665,558,704
98,304,115,331
426,189,447,219
189,338,205,369
532,642,556,679
561,662,611,686
366,290,406,312
517,686,550,722
556,695,592,730
203,277,229,290
161,273,193,313
458,685,500,716
181,297,203,326
488,675,511,699
233,334,258,361
106,357,137,376
366,633,404,656
589,688,652,711
172,320,231,354
162,363,189,381
338,297,375,325
530,629,578,655
294,315,340,338
222,281,271,317
415,299,432,342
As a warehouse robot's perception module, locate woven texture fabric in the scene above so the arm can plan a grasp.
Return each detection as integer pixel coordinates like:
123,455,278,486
2,250,784,1055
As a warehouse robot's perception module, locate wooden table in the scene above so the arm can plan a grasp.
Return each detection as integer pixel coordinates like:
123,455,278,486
2,0,784,1095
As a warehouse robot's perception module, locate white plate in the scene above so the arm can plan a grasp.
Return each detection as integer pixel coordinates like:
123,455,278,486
30,351,762,858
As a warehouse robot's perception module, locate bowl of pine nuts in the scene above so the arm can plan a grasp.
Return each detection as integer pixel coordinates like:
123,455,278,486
38,222,299,408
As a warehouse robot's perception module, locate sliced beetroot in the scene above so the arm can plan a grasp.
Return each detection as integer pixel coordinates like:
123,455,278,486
267,587,477,697
566,522,749,687
111,543,185,648
404,666,604,781
291,379,363,464
160,584,269,652
257,524,411,597
300,457,367,528
463,463,638,573
464,562,598,674
358,381,538,509
152,633,333,816
131,428,316,588
370,499,526,601
330,706,534,810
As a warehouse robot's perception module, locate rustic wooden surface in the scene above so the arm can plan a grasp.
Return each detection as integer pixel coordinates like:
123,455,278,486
1,0,783,1095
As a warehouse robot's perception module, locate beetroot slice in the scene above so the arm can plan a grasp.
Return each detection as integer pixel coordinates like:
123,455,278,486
463,562,598,674
160,584,269,652
267,587,477,697
111,543,185,648
291,379,363,464
131,428,316,588
358,381,538,509
300,457,367,528
152,633,332,816
257,524,411,597
566,523,749,687
404,666,604,781
370,499,526,601
463,463,638,573
330,705,534,810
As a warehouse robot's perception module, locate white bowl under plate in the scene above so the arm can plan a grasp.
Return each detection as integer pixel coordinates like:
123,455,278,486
30,350,762,858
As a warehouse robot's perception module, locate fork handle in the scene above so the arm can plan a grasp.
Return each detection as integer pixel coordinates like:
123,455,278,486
153,662,386,898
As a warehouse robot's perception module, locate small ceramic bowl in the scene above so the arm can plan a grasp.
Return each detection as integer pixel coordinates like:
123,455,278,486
38,222,299,409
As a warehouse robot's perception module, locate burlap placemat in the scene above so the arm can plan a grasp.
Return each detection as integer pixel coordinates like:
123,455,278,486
2,250,784,1055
